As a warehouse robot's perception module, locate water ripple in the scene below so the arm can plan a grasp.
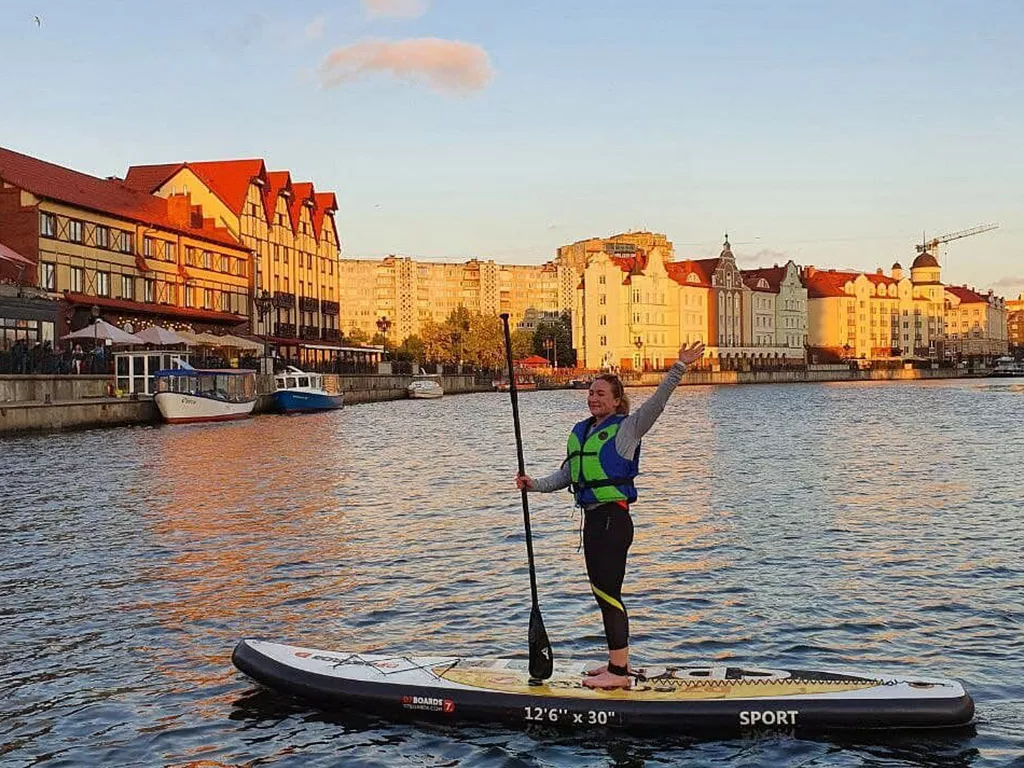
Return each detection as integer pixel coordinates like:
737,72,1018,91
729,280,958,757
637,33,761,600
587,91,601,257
1,379,1022,766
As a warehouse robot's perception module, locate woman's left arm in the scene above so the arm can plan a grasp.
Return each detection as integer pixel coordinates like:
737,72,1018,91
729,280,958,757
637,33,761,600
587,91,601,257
614,341,705,455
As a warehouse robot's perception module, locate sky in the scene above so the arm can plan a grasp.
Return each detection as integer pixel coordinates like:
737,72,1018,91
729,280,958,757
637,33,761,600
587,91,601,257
2,0,1022,295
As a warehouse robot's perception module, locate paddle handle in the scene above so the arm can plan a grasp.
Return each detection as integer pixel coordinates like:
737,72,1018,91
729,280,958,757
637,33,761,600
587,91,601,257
500,314,541,608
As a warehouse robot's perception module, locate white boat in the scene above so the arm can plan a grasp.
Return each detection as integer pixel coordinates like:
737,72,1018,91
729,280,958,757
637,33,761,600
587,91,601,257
407,373,444,399
273,366,345,413
153,364,257,424
989,356,1024,377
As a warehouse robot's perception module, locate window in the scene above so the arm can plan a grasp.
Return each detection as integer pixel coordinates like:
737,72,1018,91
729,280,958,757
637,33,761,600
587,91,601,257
121,275,134,300
274,244,280,262
202,251,211,269
221,291,232,312
96,271,110,297
40,212,56,237
166,242,176,262
204,288,214,308
283,247,289,265
40,262,56,291
144,237,154,257
120,231,134,254
598,275,606,285
96,226,109,249
600,335,607,346
185,286,195,307
144,279,155,303
599,295,606,305
68,220,83,243
70,266,84,293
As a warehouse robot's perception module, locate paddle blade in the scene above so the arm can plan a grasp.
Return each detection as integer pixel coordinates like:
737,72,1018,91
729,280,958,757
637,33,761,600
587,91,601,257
528,605,554,680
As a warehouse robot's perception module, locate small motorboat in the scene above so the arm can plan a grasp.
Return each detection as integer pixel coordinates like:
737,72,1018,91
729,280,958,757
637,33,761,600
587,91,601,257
273,367,345,413
154,363,257,424
989,356,1024,377
408,374,444,399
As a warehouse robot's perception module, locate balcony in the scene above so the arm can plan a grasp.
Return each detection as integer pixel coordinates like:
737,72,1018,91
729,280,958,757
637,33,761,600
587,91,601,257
300,324,320,341
274,322,297,338
321,299,339,315
321,327,340,342
273,290,295,309
300,296,319,313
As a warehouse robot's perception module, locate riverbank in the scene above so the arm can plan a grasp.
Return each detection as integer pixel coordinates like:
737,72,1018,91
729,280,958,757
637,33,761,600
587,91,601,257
0,373,491,435
624,365,988,387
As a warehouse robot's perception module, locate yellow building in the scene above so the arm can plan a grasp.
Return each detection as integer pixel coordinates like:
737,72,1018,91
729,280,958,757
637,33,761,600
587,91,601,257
573,237,806,371
944,285,1008,358
803,252,950,360
338,255,572,344
124,160,342,364
0,145,250,340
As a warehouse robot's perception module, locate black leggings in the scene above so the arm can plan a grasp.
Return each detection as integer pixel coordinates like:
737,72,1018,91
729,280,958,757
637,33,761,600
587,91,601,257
583,502,634,651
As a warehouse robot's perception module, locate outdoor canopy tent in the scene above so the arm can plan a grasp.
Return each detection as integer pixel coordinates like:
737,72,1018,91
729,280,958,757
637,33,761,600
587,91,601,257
61,319,142,345
134,326,190,346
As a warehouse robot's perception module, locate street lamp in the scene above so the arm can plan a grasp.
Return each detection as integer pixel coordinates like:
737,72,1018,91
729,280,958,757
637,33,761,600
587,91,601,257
635,336,643,371
91,305,101,373
253,289,275,374
542,338,555,367
376,316,392,359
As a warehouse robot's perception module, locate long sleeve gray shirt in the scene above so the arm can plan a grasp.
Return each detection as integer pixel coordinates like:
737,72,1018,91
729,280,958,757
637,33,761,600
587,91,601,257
529,361,687,494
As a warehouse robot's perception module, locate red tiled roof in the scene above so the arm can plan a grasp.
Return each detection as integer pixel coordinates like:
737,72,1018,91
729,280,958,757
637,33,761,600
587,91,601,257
264,171,292,229
125,159,266,217
742,265,786,293
802,269,860,298
0,146,246,251
122,163,184,192
313,192,338,240
946,285,988,304
667,258,716,287
290,182,315,232
183,159,265,215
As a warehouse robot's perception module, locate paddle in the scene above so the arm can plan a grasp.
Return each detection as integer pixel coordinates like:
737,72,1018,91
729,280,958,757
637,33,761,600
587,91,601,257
499,313,554,681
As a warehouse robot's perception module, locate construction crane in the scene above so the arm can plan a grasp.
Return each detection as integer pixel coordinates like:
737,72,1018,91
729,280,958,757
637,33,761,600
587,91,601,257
916,223,998,258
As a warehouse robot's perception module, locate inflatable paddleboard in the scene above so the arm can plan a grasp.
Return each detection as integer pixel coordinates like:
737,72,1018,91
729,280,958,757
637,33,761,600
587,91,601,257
232,639,973,734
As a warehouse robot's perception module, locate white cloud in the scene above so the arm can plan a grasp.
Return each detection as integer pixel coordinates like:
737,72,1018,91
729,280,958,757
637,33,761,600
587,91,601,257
363,0,428,19
320,38,494,94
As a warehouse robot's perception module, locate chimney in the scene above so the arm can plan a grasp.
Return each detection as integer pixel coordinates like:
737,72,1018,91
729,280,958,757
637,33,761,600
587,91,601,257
167,193,191,228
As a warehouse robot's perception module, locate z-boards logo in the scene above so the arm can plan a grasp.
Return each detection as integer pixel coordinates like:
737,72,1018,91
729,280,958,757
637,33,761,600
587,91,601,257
401,696,456,714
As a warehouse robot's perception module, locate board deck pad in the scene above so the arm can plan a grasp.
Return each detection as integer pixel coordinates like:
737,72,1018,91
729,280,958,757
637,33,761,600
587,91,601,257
232,640,974,734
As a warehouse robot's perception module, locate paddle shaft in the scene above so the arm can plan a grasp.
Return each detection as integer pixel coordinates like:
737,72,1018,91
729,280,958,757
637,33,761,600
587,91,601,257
500,314,541,609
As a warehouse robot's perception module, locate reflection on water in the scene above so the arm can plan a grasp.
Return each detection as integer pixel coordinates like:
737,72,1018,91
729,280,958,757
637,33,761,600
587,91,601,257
1,379,1022,766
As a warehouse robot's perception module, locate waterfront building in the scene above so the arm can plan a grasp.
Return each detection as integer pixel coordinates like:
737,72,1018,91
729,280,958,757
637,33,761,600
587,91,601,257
803,255,946,361
0,146,250,346
573,237,807,371
741,262,809,356
337,255,571,344
944,286,1008,359
124,160,342,366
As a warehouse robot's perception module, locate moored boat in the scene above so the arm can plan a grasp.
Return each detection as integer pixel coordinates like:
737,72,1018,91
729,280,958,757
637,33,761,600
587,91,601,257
989,356,1024,377
408,374,444,399
273,367,345,413
153,365,257,424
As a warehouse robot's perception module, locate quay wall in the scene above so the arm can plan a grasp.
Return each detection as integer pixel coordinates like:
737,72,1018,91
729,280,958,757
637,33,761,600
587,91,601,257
0,373,492,435
624,367,986,387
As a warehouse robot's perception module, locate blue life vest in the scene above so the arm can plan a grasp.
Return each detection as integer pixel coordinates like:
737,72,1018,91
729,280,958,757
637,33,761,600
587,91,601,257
565,414,640,507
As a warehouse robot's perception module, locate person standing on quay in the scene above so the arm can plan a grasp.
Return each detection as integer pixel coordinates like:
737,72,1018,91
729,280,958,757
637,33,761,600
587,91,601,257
515,340,705,690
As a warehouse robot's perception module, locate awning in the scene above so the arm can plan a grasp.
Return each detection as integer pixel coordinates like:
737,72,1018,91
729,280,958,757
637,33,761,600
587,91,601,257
0,243,33,267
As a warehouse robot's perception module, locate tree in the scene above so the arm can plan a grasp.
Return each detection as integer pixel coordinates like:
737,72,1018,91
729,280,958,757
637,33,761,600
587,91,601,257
464,314,505,369
347,327,369,344
533,312,574,367
395,334,426,363
510,328,534,362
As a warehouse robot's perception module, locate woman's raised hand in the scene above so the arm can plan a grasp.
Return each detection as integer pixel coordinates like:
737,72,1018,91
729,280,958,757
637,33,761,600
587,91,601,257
515,473,534,491
678,341,705,365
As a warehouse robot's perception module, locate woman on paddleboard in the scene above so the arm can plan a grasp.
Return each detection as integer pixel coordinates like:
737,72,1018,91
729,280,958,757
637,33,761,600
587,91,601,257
515,340,705,690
